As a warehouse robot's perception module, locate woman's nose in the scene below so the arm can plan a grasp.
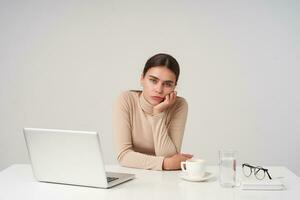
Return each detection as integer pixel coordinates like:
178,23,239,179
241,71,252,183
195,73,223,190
155,83,163,94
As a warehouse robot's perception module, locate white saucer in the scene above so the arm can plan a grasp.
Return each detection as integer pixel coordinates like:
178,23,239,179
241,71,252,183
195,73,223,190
179,172,214,182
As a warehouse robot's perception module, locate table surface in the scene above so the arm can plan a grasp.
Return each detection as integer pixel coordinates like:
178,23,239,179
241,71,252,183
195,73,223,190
0,164,299,200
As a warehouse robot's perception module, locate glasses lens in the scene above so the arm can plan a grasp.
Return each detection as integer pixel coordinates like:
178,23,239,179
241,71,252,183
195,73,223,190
255,168,265,180
243,165,252,177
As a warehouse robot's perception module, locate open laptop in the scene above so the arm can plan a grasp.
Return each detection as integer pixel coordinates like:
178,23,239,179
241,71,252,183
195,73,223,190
23,128,135,188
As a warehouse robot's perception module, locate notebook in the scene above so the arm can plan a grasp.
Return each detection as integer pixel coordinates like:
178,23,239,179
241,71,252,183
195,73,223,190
241,180,285,190
23,128,135,188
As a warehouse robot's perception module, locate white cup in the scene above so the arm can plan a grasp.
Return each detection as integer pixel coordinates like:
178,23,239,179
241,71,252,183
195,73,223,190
181,159,206,178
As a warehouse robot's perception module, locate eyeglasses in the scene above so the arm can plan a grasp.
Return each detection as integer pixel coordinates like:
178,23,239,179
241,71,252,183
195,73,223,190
242,163,272,180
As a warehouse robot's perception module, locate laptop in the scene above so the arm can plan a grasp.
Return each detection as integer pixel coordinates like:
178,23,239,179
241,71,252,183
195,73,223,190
23,128,135,188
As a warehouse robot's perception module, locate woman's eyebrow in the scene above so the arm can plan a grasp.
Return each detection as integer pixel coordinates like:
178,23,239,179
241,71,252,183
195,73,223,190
148,75,159,80
148,75,174,84
164,80,174,84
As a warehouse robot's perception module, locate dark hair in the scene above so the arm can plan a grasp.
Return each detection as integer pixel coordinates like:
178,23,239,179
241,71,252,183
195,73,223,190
143,53,180,84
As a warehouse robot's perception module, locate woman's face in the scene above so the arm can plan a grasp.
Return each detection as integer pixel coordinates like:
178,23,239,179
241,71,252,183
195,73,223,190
140,66,176,106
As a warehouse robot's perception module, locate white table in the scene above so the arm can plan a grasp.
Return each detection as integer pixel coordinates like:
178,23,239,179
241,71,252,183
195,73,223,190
0,164,299,200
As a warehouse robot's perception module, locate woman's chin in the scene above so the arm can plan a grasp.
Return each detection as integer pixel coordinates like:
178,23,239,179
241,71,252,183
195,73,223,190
150,100,162,106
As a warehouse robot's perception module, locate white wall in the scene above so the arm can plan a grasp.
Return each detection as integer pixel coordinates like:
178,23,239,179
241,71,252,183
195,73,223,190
1,0,299,176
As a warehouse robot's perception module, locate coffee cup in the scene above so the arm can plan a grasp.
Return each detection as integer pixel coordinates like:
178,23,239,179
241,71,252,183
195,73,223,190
181,158,206,178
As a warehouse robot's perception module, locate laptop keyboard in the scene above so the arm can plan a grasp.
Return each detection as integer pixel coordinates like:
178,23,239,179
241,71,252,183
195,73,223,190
107,176,119,183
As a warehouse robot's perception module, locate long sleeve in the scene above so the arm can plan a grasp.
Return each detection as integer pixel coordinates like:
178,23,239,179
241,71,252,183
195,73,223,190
113,92,164,170
149,99,188,157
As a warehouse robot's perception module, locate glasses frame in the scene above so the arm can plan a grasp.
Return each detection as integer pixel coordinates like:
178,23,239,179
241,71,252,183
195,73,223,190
242,163,272,180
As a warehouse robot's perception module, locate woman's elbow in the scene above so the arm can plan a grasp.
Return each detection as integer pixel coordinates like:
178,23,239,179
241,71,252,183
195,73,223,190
116,152,131,168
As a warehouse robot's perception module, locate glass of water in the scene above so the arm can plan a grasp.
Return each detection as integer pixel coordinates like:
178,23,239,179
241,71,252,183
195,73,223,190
219,150,237,188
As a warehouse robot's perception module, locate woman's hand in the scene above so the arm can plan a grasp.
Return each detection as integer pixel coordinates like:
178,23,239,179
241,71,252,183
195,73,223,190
163,153,193,170
153,91,177,115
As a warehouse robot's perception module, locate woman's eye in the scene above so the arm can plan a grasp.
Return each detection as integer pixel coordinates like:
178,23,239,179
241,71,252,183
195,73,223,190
150,79,157,83
164,83,172,87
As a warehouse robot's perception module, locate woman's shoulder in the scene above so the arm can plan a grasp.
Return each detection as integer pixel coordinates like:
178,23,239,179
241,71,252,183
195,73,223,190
175,96,188,106
172,96,188,112
118,90,141,98
116,90,141,105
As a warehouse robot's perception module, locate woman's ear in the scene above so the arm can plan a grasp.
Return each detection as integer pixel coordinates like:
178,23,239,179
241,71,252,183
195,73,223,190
140,74,144,87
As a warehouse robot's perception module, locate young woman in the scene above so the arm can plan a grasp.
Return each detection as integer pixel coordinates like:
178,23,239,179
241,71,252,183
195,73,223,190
113,53,192,170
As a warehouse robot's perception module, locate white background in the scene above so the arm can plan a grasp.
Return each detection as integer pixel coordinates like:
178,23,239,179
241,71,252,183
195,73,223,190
1,0,299,175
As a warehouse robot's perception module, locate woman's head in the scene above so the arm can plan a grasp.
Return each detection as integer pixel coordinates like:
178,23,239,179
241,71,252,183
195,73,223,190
142,53,180,84
140,53,180,106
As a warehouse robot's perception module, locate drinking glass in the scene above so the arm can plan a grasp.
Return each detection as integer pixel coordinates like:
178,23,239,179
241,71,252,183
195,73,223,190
219,150,237,187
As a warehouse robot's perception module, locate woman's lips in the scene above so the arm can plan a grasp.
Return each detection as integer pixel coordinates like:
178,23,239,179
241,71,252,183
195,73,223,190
151,96,164,101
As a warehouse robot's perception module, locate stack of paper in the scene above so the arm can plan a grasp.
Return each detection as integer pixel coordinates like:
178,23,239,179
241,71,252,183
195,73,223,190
241,180,285,190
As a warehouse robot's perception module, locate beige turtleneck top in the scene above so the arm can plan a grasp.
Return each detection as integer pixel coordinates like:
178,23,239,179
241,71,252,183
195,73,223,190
112,90,188,170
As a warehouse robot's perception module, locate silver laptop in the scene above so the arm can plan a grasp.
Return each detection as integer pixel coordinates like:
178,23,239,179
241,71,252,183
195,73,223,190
23,128,135,188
